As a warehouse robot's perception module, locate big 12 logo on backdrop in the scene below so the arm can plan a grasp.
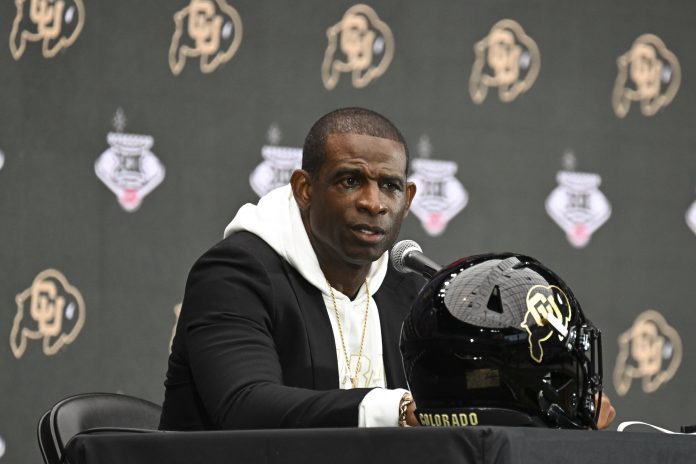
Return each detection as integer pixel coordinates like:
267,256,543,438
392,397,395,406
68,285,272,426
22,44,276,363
94,109,165,212
545,170,611,248
249,124,302,198
685,192,696,236
407,136,467,236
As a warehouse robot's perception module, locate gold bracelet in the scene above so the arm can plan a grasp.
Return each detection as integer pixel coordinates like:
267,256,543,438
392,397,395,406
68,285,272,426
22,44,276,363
398,393,413,427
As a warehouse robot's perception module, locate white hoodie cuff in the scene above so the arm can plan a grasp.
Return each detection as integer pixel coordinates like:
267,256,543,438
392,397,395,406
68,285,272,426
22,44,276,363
358,388,409,427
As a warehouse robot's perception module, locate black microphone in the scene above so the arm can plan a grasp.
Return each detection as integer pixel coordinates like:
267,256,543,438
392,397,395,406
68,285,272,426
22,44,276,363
390,240,442,278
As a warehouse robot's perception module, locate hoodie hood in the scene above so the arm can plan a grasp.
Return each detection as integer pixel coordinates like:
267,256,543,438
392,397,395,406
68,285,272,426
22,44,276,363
223,185,388,296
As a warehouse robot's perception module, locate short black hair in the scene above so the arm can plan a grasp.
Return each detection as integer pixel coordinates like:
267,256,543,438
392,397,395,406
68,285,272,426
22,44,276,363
302,107,409,179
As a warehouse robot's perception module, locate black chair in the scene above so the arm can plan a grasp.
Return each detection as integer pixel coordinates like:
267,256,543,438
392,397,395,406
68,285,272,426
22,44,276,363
37,392,162,464
38,409,60,464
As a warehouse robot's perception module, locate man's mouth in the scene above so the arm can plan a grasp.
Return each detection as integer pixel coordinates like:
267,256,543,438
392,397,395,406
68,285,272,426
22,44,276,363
351,224,386,243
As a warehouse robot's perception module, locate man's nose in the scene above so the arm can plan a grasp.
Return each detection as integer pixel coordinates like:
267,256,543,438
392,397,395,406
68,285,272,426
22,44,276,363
356,182,387,215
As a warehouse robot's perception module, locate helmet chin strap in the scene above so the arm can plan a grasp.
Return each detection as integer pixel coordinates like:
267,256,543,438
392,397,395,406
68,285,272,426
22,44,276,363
537,391,593,430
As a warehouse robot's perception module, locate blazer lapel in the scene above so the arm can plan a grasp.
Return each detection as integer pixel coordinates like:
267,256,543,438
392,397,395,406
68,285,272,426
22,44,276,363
375,284,408,389
283,262,340,390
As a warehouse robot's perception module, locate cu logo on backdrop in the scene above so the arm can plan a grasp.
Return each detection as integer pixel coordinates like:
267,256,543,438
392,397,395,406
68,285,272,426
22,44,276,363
612,34,680,118
169,0,243,75
322,4,394,90
10,269,85,358
614,310,682,396
9,0,85,59
469,19,540,104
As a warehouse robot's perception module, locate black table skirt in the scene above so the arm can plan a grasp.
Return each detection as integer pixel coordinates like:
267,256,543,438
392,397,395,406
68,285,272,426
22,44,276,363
64,426,696,464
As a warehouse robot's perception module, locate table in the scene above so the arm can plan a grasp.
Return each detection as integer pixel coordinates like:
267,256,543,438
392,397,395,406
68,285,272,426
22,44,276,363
64,426,696,464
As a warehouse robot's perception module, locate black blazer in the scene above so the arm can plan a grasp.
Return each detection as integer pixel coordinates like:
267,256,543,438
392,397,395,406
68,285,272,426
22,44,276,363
159,231,423,430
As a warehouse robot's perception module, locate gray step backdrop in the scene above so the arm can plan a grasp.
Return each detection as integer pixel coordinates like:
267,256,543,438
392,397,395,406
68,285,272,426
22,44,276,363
1,1,695,462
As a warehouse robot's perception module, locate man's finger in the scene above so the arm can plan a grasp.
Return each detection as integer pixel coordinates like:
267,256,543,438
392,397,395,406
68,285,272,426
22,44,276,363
595,393,616,429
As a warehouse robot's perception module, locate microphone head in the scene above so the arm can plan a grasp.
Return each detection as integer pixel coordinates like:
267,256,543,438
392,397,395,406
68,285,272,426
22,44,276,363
390,239,422,274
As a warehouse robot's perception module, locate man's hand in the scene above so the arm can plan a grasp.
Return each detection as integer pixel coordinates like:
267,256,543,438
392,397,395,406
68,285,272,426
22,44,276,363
596,393,616,429
405,399,419,426
398,394,420,427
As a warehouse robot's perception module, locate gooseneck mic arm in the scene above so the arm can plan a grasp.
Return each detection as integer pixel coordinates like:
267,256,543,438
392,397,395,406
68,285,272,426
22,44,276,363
390,240,442,279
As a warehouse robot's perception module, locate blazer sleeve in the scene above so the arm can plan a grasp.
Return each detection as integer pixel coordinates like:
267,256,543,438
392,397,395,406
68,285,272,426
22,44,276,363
179,237,369,429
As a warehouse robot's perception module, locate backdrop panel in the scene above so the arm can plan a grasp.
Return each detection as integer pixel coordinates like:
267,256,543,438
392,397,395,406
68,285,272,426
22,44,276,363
1,1,695,462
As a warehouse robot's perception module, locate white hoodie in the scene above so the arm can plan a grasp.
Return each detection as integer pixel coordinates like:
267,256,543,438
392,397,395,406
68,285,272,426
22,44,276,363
224,185,407,426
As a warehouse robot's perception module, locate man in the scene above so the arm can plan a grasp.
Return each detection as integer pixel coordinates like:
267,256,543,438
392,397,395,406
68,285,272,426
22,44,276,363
160,107,422,430
160,107,615,430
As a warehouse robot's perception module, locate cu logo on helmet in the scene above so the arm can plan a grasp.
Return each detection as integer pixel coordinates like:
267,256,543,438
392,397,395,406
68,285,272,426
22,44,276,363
520,285,571,363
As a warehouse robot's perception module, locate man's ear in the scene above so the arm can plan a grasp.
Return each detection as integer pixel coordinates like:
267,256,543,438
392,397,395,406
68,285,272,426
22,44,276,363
290,169,312,211
403,181,417,217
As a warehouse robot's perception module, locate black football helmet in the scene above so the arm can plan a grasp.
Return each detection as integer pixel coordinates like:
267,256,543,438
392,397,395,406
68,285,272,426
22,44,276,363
400,253,603,429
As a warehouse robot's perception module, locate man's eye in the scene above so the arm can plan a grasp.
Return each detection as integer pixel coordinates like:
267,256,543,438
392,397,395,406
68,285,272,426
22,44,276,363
341,177,358,188
383,182,402,192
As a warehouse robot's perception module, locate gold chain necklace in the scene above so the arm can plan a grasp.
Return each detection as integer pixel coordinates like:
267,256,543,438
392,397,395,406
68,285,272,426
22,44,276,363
326,279,370,388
